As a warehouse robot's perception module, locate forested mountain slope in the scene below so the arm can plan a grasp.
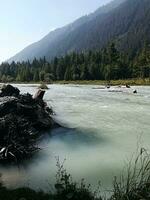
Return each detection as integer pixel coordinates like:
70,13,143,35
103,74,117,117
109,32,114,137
9,0,129,61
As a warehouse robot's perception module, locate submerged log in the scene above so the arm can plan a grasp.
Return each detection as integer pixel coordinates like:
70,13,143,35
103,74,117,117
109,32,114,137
0,85,58,163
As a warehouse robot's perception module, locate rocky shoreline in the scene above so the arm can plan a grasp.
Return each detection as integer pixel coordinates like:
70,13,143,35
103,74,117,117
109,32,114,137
0,84,58,163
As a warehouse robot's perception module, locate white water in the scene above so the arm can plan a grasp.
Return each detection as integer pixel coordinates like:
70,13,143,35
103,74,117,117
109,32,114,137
0,84,150,192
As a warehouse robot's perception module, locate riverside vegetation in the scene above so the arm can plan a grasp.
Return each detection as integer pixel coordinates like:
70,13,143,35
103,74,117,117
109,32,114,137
0,43,150,84
0,149,150,200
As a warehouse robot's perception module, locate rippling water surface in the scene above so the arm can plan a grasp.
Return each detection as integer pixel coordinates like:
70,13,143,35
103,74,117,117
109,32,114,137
0,84,150,192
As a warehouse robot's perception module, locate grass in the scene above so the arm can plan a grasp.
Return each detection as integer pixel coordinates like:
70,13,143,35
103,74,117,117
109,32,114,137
54,78,150,86
0,149,150,200
0,186,50,200
110,148,150,200
0,78,150,86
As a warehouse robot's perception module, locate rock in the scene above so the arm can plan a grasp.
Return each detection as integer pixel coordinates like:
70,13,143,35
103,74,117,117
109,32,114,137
0,84,20,97
126,84,131,88
0,85,59,163
133,90,137,94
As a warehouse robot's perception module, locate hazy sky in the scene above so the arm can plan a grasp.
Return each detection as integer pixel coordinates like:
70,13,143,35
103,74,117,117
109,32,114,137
0,0,111,63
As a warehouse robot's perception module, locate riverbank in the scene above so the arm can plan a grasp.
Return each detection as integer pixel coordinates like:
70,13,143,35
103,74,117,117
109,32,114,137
54,78,150,86
0,85,57,163
1,78,149,86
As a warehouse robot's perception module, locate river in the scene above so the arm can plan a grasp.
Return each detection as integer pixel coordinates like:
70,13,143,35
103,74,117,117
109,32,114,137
0,84,150,193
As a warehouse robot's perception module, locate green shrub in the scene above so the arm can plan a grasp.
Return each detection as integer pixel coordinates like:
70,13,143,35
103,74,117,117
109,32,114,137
0,150,150,200
111,148,150,200
38,82,49,90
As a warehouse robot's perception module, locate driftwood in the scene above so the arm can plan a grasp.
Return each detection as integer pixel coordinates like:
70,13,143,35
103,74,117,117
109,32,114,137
0,85,57,163
33,89,45,100
126,84,131,88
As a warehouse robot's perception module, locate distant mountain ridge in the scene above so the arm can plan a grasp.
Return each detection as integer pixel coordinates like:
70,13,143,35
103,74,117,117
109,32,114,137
8,0,150,62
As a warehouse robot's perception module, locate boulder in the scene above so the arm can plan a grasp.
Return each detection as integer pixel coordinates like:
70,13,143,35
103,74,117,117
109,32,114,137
0,84,20,97
133,90,137,94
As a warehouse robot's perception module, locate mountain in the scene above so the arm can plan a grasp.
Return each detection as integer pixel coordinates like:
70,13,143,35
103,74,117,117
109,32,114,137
8,0,150,62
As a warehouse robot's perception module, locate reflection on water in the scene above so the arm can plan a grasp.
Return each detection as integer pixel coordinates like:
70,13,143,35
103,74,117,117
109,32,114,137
50,127,108,146
0,84,150,192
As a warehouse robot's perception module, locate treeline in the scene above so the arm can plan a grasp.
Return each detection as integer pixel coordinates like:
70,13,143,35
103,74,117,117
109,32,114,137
0,43,150,83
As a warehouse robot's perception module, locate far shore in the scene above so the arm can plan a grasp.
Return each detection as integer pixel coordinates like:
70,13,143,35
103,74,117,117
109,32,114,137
54,78,150,86
0,78,150,86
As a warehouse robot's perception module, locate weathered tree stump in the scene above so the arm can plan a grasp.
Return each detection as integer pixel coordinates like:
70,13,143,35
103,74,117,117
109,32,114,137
33,89,45,100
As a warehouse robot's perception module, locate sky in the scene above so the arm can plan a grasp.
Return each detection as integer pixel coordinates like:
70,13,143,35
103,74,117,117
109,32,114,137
0,0,111,63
